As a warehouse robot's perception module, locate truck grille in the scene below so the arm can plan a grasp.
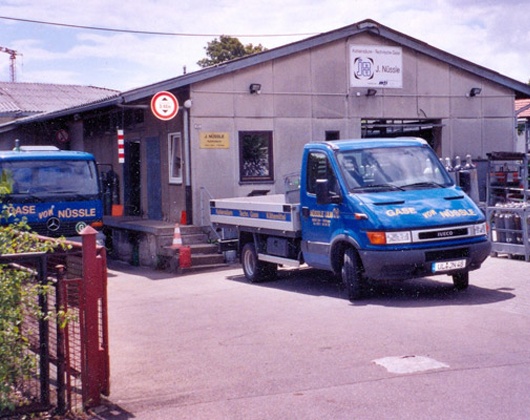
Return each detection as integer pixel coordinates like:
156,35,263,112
30,222,81,238
417,227,468,240
411,224,476,243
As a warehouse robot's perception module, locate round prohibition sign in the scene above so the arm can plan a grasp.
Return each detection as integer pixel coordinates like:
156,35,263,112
151,91,179,121
55,129,69,144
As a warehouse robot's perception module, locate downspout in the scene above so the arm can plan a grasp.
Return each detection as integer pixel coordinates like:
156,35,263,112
183,99,193,224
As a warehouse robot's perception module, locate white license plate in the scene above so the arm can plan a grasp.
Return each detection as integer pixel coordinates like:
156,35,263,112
432,259,466,272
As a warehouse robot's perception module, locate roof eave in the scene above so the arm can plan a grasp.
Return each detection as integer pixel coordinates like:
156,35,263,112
121,23,369,103
121,19,530,102
0,95,122,129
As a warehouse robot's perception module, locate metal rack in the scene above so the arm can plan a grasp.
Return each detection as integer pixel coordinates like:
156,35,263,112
486,152,530,261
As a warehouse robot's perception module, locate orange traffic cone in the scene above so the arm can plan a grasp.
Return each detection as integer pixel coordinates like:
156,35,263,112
171,224,182,249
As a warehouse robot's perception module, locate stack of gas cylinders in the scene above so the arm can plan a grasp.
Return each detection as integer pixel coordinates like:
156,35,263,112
443,154,480,203
491,202,528,244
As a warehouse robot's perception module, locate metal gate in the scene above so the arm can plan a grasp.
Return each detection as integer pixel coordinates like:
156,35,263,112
0,226,109,416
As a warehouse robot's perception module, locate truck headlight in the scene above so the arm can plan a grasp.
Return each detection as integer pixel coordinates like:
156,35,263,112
473,222,487,236
366,230,412,245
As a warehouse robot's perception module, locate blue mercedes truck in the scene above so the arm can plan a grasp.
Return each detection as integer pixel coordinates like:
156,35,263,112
210,138,491,301
0,144,103,239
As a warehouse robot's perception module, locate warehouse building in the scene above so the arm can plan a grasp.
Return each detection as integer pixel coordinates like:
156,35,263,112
1,19,529,262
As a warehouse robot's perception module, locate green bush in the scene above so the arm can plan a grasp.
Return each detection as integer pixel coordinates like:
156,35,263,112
0,218,60,411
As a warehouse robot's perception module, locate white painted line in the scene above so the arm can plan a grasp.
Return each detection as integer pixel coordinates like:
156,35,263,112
373,355,449,374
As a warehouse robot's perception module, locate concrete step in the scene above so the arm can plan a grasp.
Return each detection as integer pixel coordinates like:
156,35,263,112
160,225,214,246
183,233,210,245
190,252,225,266
157,224,226,273
189,243,218,254
179,225,207,235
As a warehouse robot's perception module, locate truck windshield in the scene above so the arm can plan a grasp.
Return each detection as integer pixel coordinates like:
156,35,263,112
337,146,453,193
0,160,100,196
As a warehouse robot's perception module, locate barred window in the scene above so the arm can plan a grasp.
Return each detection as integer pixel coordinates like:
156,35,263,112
239,131,274,183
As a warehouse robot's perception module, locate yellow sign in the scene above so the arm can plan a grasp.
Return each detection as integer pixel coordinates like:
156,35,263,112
200,132,230,149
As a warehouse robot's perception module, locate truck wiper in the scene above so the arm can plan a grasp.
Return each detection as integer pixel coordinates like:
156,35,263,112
54,191,95,200
402,182,445,189
8,193,45,203
353,183,405,192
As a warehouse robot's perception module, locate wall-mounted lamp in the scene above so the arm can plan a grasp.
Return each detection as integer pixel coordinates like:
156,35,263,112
249,83,262,95
468,87,482,97
366,88,377,97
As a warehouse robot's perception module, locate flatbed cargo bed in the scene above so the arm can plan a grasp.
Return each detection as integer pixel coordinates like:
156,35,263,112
210,194,301,233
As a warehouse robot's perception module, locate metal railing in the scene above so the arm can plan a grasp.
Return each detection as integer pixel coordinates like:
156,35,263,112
199,186,224,243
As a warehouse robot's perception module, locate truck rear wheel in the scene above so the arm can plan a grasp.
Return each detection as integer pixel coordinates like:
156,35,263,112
241,242,277,283
452,272,469,290
342,248,364,301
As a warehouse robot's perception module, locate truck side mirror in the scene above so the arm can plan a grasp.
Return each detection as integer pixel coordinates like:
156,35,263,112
316,179,341,205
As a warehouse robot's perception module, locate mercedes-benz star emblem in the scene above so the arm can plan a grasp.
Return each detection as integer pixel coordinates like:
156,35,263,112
46,217,61,231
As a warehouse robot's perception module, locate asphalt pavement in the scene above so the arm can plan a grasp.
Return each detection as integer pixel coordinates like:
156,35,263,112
92,255,530,419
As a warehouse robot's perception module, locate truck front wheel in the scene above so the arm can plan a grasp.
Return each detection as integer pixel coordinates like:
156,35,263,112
241,242,277,283
452,272,469,290
342,248,364,301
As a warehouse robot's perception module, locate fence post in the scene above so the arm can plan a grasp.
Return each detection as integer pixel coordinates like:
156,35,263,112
55,265,67,415
37,254,50,409
80,226,108,408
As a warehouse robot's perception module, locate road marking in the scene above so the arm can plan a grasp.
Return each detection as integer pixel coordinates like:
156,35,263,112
373,355,449,374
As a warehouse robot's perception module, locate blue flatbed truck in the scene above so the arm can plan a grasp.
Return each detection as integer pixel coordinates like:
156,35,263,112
210,138,491,301
0,145,104,240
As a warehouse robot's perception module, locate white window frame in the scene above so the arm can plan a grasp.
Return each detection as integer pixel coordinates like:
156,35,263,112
168,132,183,184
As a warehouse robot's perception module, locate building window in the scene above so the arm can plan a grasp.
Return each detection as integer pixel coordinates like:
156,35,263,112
168,132,182,184
325,131,340,141
239,131,274,183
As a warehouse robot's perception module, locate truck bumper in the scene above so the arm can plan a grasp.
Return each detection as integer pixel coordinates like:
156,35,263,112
358,240,491,281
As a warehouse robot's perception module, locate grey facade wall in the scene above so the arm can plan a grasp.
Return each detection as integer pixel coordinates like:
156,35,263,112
188,33,517,224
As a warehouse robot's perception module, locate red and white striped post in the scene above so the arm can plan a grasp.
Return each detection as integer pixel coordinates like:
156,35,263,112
117,129,125,163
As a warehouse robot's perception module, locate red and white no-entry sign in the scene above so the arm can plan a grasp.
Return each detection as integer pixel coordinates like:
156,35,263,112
55,129,69,144
151,91,179,121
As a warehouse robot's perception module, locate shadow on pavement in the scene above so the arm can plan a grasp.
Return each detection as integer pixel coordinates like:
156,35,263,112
226,266,515,308
88,398,135,419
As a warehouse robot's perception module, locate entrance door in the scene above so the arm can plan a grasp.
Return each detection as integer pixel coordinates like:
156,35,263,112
124,141,141,216
146,136,162,220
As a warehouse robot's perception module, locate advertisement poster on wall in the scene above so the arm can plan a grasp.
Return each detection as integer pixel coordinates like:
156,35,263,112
349,45,403,88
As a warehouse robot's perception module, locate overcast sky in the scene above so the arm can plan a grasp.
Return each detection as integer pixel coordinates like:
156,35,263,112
0,0,528,91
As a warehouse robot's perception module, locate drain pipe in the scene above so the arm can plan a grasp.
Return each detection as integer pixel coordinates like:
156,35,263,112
183,99,193,224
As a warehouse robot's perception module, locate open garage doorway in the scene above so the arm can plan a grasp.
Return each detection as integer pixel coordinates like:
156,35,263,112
361,119,443,155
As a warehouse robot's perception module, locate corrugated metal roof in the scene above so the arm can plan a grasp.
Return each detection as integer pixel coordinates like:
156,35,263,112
0,82,119,116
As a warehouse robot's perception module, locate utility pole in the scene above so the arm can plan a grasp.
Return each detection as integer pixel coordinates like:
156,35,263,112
0,46,20,82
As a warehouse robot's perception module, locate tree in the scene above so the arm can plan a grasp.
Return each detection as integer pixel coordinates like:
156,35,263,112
197,35,266,68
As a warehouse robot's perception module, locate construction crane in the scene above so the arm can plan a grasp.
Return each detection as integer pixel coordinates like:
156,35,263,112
0,46,20,82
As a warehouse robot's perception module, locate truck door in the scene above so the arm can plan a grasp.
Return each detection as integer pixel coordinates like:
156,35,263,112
301,150,345,270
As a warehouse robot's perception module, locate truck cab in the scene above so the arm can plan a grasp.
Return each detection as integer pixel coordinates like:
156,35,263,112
300,138,490,299
0,145,104,240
